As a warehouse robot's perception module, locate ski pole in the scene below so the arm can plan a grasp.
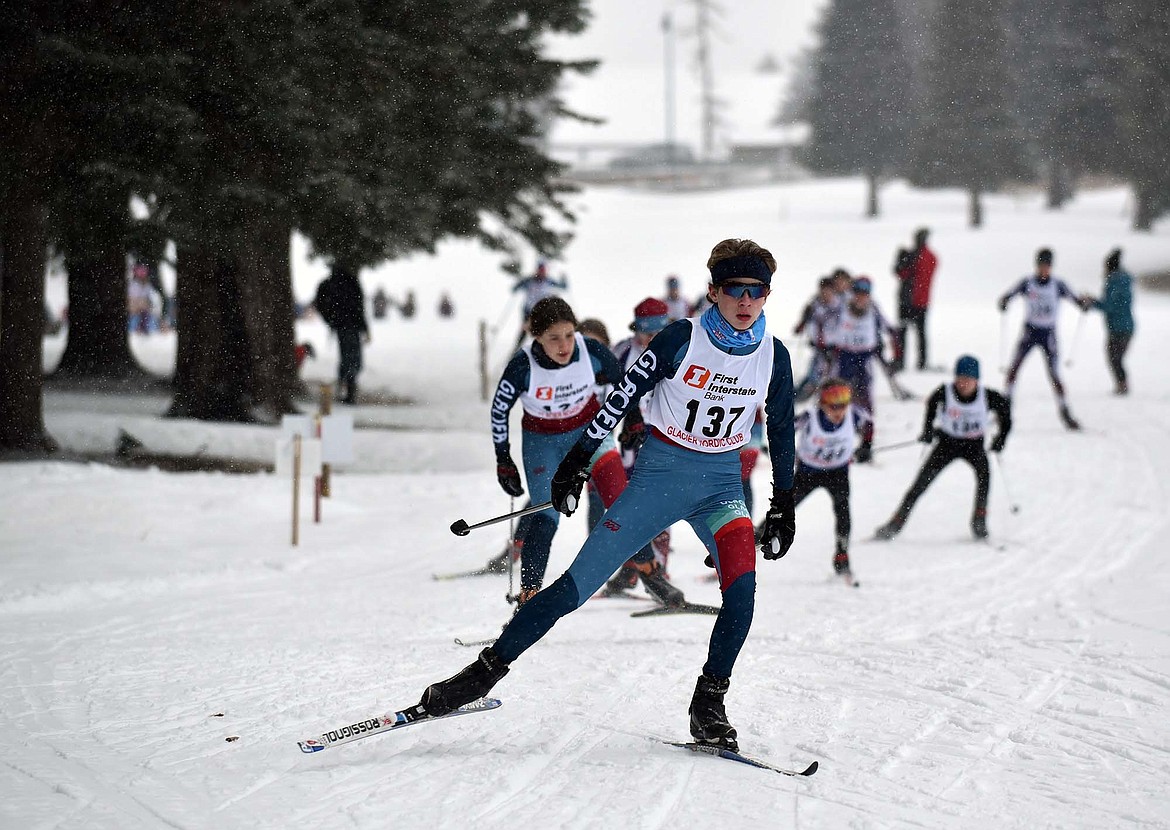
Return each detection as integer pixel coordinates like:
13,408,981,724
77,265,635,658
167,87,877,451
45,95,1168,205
1065,311,1085,368
998,312,1009,372
491,290,521,335
871,439,921,455
507,496,516,605
451,501,554,536
992,453,1020,514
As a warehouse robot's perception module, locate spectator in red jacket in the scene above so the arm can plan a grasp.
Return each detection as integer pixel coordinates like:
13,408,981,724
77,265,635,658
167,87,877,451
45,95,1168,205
893,228,939,371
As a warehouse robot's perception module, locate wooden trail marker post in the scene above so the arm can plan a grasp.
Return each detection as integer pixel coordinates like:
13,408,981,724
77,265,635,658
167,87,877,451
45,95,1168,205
278,416,322,546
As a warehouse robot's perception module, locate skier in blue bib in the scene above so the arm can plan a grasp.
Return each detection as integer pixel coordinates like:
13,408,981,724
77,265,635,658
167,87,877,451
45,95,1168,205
416,238,797,752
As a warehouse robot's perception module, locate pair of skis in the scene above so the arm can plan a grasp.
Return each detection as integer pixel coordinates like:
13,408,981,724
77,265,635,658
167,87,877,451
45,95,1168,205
295,697,816,777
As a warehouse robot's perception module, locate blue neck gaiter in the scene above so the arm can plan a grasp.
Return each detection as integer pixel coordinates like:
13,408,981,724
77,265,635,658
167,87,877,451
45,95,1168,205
701,304,767,352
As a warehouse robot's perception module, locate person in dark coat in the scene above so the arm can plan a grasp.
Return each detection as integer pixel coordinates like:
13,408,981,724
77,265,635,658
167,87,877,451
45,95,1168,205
314,264,370,404
1082,248,1135,395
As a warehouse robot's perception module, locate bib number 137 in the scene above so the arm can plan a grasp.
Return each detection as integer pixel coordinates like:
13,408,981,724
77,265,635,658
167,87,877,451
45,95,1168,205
684,401,746,438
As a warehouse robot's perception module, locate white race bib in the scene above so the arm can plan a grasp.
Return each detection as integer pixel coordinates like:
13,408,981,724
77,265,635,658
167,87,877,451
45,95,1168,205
519,333,597,421
797,409,857,469
937,384,988,439
647,320,773,453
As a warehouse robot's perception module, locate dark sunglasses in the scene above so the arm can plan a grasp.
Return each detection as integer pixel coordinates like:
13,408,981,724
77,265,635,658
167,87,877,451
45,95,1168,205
718,281,769,300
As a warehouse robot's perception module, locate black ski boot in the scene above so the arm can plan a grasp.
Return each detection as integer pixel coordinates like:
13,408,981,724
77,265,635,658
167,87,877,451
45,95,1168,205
419,647,509,717
1059,405,1081,431
834,536,859,586
874,515,904,541
485,538,521,574
971,509,988,540
600,563,639,597
689,673,738,751
635,560,685,607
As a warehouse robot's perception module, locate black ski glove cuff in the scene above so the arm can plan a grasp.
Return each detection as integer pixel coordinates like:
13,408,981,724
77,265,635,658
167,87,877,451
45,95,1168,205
551,444,593,516
760,488,796,560
496,456,524,497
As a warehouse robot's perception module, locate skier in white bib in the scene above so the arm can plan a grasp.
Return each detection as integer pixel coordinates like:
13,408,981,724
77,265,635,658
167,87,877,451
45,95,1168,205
998,247,1090,430
875,355,1012,541
779,378,870,583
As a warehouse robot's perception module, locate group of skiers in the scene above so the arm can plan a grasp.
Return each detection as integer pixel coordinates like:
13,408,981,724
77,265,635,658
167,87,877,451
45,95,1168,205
424,238,795,753
406,235,1136,757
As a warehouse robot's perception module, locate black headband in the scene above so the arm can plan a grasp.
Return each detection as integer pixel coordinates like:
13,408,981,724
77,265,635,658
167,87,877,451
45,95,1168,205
709,255,772,285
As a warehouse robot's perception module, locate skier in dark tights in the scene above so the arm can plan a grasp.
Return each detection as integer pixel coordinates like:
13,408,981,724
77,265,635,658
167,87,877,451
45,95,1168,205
875,355,1012,541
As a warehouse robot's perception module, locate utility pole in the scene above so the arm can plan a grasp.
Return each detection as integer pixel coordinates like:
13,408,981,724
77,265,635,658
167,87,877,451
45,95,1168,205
690,0,720,162
662,11,677,163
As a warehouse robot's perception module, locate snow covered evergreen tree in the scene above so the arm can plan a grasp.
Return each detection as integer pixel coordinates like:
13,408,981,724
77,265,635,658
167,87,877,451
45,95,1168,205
909,0,1031,227
801,0,917,217
2,0,596,437
1009,0,1121,209
1104,0,1170,230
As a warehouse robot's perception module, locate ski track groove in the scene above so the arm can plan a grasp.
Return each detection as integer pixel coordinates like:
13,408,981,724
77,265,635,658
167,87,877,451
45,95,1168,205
468,718,595,823
466,649,699,826
787,412,1168,822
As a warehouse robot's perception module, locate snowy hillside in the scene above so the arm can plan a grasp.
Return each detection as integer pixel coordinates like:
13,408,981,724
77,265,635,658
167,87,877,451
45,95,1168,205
8,178,1170,829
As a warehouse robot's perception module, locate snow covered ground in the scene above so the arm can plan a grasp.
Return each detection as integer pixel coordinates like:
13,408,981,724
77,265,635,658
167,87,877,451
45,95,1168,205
8,179,1170,828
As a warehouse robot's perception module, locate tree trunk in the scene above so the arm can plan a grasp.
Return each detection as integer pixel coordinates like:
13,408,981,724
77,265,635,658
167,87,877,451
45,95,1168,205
55,184,146,381
865,170,880,218
167,210,299,423
167,239,254,422
1133,183,1154,231
968,188,984,228
0,172,56,452
1045,159,1073,210
235,208,300,420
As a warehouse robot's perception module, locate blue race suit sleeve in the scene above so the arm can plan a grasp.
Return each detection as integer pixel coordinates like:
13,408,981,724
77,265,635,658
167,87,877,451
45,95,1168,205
491,351,530,460
999,278,1029,305
765,337,796,491
584,336,624,385
1056,279,1077,303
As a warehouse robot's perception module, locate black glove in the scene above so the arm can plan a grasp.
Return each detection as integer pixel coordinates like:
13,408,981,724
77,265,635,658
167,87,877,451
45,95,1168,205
551,444,593,516
997,297,1009,312
989,434,1006,453
496,456,524,497
759,489,796,560
618,420,647,454
918,428,934,444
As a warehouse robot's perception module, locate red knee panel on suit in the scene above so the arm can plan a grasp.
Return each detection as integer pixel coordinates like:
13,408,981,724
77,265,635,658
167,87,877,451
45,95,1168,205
713,517,756,591
589,450,628,507
739,448,760,480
